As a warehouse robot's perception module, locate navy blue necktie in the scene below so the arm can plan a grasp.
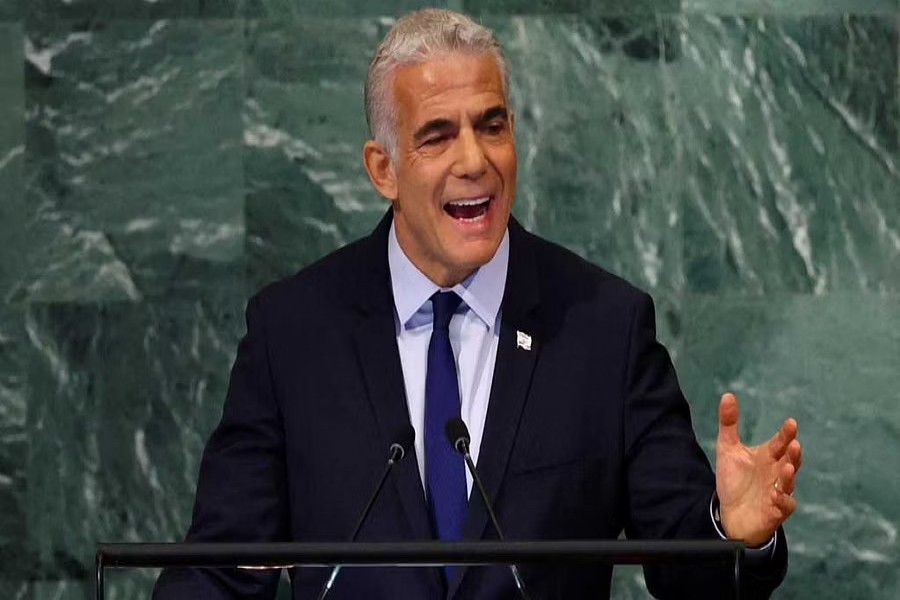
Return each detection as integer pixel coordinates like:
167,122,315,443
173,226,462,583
425,291,467,554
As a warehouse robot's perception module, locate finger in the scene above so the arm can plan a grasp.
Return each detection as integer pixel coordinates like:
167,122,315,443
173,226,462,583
767,417,798,460
778,462,797,496
786,439,803,473
772,486,797,520
717,393,741,446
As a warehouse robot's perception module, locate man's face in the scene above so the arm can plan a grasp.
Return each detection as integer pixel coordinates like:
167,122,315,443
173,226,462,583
388,52,517,287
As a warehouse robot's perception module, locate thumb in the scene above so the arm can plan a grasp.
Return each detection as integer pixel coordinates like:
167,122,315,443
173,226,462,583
718,392,741,447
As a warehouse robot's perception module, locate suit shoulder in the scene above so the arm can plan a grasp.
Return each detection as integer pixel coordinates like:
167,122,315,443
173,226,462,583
251,233,377,315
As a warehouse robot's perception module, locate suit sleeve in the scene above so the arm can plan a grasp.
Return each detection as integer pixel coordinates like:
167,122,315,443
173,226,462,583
153,294,288,600
621,292,787,599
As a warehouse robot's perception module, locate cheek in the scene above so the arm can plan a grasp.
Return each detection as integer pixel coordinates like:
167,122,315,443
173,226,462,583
490,148,517,178
403,163,447,194
505,148,518,173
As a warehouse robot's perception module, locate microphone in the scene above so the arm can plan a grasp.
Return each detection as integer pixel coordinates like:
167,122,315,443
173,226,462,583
316,427,415,600
445,418,531,600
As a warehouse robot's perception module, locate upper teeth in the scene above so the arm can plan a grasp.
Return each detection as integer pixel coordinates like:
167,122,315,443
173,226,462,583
448,196,490,206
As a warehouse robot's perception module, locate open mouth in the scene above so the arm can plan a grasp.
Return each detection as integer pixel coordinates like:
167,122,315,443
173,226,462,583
444,196,492,221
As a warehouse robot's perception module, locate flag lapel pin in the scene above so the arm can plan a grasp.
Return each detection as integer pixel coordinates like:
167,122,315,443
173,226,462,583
516,330,532,351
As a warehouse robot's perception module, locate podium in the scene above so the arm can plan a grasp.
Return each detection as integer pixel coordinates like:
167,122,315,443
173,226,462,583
96,539,745,599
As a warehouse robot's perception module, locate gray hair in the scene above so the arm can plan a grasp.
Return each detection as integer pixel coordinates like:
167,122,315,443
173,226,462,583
364,9,510,159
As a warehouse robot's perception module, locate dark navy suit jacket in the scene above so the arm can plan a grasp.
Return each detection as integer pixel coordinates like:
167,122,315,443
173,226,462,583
153,213,787,599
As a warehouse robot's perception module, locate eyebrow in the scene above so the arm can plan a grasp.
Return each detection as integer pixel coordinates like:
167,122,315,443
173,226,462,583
412,105,510,144
479,106,509,124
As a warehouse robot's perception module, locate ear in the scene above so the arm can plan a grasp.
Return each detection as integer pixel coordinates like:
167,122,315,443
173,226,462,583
363,140,398,201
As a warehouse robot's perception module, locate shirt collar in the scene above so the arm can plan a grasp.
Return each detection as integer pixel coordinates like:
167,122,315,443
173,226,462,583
388,220,508,330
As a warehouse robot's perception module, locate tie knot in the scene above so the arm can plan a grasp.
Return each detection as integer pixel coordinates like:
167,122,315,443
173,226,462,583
431,291,462,330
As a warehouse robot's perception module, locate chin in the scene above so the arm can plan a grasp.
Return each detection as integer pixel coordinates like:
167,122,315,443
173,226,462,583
452,244,500,272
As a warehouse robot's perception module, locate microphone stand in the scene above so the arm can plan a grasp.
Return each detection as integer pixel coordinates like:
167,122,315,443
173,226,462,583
447,419,531,600
317,440,409,600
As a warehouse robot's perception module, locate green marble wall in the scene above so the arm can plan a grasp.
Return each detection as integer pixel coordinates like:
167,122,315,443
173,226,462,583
0,1,897,598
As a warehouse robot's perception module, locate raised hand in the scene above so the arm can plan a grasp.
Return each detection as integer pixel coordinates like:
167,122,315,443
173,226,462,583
715,392,803,547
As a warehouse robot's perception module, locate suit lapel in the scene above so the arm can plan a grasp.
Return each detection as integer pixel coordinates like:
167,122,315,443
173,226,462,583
449,220,542,599
350,213,442,593
353,316,434,542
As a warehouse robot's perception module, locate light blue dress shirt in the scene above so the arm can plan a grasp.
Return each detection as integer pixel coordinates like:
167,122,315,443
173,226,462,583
388,222,509,498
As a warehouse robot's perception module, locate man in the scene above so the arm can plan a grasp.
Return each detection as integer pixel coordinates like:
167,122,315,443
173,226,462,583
154,9,802,599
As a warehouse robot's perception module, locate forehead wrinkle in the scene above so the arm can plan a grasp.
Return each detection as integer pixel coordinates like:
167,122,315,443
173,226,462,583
392,54,507,129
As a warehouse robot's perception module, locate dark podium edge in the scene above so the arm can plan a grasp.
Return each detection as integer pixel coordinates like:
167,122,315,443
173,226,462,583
96,540,745,599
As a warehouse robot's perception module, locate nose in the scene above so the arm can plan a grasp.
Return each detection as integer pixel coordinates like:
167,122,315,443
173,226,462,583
451,126,487,180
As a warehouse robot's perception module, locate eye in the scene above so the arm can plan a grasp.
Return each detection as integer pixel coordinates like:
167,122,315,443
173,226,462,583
483,120,506,135
422,135,448,147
